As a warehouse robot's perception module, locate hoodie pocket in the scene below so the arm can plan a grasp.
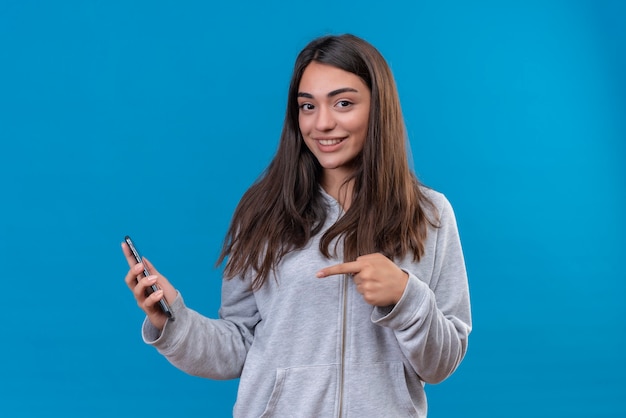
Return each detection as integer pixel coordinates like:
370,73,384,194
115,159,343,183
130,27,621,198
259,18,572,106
259,364,339,418
344,361,419,417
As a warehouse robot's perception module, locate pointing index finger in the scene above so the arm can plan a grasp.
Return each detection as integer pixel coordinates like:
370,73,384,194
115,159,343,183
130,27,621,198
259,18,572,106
316,261,361,278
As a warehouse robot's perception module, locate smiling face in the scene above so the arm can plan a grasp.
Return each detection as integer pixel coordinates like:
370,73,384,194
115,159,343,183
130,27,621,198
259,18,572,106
297,62,371,188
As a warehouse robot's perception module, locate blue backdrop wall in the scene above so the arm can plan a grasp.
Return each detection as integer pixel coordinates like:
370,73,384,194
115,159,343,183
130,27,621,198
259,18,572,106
1,1,624,417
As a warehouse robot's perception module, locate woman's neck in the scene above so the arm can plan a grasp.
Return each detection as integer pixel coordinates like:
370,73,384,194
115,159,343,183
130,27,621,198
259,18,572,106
321,169,354,211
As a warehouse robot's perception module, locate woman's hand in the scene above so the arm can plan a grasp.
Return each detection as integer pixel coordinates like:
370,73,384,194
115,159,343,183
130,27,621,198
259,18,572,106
122,242,177,330
316,253,409,307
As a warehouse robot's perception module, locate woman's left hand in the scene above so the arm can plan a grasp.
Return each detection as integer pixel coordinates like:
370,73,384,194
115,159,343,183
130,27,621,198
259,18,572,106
317,253,409,307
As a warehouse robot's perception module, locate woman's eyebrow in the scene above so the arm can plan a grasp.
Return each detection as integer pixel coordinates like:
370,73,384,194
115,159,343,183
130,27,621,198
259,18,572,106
297,87,359,99
328,87,358,97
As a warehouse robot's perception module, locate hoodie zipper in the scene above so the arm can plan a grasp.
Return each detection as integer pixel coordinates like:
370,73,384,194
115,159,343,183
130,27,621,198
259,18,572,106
337,273,349,417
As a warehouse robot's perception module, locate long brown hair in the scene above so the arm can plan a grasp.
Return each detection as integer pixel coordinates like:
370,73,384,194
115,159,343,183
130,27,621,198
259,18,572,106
217,34,438,289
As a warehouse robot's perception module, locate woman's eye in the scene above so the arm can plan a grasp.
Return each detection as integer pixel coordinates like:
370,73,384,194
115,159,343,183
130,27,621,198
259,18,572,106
336,100,352,108
299,103,314,111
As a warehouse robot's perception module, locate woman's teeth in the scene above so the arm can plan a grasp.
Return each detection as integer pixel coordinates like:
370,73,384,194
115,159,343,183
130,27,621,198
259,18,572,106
319,139,342,145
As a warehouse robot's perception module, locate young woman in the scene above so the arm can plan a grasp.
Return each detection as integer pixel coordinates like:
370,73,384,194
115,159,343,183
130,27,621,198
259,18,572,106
123,34,471,417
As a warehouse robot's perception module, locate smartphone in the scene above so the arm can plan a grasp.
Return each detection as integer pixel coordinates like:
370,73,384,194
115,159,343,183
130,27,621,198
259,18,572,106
124,235,174,320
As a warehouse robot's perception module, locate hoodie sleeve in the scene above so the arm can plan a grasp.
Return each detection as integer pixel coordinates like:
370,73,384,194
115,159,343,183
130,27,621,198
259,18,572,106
142,274,260,380
371,194,472,384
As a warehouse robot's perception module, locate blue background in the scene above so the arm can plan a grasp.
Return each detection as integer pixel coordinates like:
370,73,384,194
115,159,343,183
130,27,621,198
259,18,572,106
1,1,624,417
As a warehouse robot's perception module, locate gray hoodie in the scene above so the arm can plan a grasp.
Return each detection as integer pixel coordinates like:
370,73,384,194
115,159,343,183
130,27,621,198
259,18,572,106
142,188,472,417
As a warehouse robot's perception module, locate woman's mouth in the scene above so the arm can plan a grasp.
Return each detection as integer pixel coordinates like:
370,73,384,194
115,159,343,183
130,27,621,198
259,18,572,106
317,138,344,146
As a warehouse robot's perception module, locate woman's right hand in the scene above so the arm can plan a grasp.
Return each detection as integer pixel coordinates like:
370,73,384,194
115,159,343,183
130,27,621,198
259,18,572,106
122,242,177,331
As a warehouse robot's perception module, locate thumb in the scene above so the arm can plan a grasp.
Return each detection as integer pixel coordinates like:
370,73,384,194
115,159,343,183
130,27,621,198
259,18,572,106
142,257,176,301
142,257,160,276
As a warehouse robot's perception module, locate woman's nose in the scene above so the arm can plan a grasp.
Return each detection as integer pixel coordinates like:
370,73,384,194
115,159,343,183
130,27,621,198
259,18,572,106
315,106,336,131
